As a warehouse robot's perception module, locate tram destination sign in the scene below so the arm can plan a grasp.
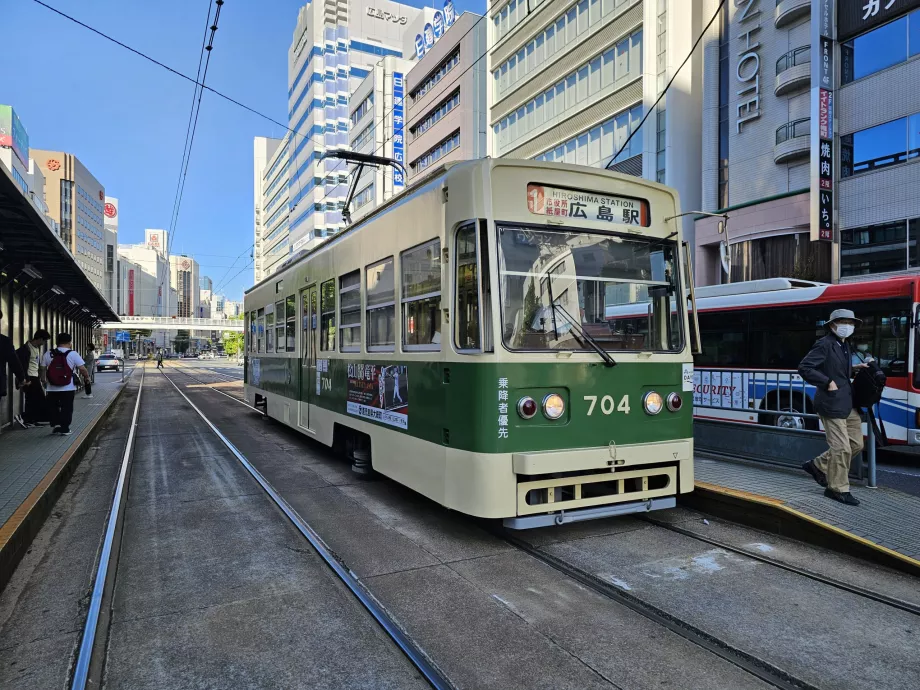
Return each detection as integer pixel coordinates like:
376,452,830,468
526,184,650,227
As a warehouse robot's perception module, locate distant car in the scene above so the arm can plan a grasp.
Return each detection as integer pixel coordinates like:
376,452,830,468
198,352,215,360
96,352,121,372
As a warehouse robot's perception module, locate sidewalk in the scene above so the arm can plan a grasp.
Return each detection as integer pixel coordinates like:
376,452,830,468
0,368,133,587
694,455,920,571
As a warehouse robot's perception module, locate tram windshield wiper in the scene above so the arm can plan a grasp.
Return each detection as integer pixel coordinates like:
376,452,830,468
550,302,617,368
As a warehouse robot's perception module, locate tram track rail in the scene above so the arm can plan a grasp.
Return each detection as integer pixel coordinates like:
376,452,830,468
158,368,455,690
639,516,920,617
163,361,254,412
498,527,819,690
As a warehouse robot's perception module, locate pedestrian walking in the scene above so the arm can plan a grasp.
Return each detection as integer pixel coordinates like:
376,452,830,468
156,349,164,369
41,333,91,436
0,308,29,436
14,329,51,428
798,309,869,506
82,343,96,399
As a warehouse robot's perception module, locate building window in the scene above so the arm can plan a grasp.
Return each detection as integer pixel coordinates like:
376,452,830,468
320,279,336,351
350,92,374,127
532,103,642,168
842,10,920,85
402,239,441,350
366,257,395,350
840,113,920,177
494,29,642,154
410,131,460,172
353,184,375,210
411,90,460,138
411,51,460,101
841,218,920,277
339,271,361,351
353,123,375,150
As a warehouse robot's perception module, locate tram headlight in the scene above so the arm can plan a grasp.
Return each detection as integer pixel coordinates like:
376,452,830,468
666,392,683,412
542,393,565,420
517,396,538,419
643,391,664,415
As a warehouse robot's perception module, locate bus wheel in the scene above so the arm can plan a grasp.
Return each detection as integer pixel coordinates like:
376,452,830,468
761,395,815,431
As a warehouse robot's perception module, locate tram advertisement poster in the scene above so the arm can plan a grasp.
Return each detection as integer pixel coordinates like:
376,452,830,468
346,363,409,429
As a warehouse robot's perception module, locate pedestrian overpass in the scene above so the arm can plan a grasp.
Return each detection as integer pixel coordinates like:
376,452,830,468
99,316,244,332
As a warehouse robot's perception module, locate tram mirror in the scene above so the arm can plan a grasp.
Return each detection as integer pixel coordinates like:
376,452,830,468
717,220,725,235
890,316,902,337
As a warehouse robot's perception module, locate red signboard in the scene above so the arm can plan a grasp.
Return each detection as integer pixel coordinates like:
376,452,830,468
128,269,135,316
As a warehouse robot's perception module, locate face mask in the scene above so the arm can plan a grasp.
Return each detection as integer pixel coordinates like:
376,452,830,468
857,344,869,352
835,324,855,339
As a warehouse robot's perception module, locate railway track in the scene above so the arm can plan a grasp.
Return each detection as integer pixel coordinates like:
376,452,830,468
164,361,253,411
69,363,454,690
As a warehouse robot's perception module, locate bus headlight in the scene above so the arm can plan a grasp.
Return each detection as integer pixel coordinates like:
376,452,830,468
643,391,664,415
542,393,565,420
666,392,683,412
517,397,538,419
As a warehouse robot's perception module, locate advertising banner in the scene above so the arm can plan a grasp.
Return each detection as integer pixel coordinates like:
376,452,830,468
392,72,405,188
433,11,444,38
444,0,456,27
128,269,135,315
415,34,425,59
346,363,408,429
810,0,836,243
423,23,435,50
838,0,918,41
0,105,29,167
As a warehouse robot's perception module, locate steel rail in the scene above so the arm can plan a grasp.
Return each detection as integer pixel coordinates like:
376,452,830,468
163,362,255,412
499,529,818,690
160,370,454,690
640,516,920,617
71,364,144,690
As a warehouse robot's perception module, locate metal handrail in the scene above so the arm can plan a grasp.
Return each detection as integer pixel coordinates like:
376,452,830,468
776,118,810,145
693,367,818,423
776,46,810,75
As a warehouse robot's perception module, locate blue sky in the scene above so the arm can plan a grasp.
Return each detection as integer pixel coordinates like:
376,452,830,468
5,0,485,301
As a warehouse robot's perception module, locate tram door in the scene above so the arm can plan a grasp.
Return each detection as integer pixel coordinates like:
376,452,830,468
299,285,318,431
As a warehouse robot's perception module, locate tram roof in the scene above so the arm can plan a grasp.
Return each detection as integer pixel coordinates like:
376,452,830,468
0,163,118,324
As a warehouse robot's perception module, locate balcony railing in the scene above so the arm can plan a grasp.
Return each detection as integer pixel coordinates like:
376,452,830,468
776,118,810,146
776,46,810,75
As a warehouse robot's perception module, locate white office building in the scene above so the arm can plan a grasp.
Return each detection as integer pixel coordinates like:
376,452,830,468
284,0,425,253
487,0,704,245
254,136,289,283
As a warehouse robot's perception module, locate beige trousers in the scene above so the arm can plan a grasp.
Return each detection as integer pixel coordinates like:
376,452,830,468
815,409,863,493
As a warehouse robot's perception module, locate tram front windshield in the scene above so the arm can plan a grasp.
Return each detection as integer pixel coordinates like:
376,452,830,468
498,225,682,353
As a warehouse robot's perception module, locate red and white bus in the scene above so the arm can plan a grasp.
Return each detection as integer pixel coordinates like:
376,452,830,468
690,277,918,445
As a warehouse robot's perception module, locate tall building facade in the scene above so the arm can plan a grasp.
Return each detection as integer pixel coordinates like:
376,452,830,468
170,255,201,318
31,149,107,292
349,55,414,221
487,0,704,245
254,136,288,282
405,11,488,184
694,0,920,285
103,196,118,310
284,0,424,253
117,244,173,317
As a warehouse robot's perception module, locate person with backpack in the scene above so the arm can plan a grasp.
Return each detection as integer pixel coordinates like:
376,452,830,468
41,333,91,436
798,309,869,506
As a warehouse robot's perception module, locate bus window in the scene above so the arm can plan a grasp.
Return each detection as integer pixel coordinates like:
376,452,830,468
747,305,825,369
456,224,481,350
697,311,747,367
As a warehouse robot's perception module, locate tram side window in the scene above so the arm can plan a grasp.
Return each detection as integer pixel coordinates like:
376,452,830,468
455,224,480,350
249,311,257,352
266,305,275,353
320,280,336,351
366,257,396,351
402,239,441,350
275,300,286,353
257,308,265,353
339,271,361,352
286,295,296,352
301,293,310,359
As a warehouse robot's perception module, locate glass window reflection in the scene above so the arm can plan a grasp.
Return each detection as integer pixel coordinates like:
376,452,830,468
841,118,907,177
842,16,907,83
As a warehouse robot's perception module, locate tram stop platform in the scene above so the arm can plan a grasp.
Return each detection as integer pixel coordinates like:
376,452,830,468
690,455,920,575
0,369,131,589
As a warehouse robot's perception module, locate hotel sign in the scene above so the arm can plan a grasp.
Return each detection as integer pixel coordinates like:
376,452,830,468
838,0,920,41
735,0,762,133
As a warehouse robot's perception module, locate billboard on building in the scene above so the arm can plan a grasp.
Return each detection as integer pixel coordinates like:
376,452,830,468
104,196,119,234
145,228,167,254
0,105,29,168
393,72,405,189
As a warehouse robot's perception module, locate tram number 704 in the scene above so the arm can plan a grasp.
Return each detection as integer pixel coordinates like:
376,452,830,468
584,395,630,416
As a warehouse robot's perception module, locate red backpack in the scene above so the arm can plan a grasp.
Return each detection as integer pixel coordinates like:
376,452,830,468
47,349,74,387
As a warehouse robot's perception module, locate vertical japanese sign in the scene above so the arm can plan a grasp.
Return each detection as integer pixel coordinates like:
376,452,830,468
392,72,405,189
128,269,135,315
810,0,836,242
498,378,509,439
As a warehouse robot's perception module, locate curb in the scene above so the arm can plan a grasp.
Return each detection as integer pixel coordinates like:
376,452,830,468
684,481,920,578
0,371,136,591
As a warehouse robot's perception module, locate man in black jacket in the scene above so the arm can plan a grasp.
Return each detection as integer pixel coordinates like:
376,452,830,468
1,308,29,435
798,309,867,506
15,329,51,427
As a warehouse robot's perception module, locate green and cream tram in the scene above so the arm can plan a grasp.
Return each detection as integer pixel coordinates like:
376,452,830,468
244,159,696,528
